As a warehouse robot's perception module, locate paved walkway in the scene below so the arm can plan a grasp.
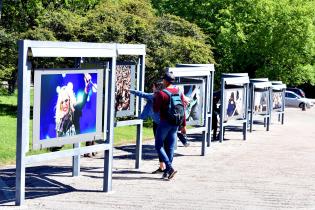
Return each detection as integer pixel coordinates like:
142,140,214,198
1,107,315,209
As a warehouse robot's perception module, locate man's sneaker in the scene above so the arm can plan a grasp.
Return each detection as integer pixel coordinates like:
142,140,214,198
152,168,164,174
183,142,190,147
162,171,168,179
167,168,177,180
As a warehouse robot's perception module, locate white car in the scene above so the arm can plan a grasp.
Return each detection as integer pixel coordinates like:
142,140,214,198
285,91,313,108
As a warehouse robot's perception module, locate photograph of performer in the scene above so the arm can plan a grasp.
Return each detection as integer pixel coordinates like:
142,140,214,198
55,73,93,137
39,72,98,143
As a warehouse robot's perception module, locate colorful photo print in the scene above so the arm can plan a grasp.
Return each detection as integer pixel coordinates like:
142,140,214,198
176,83,204,125
115,64,135,117
39,73,98,140
272,92,283,110
224,88,245,121
253,91,268,114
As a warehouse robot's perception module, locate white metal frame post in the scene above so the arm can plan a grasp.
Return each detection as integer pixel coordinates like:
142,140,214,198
16,40,31,206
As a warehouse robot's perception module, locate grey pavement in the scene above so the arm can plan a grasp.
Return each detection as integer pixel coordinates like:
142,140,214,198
1,107,315,209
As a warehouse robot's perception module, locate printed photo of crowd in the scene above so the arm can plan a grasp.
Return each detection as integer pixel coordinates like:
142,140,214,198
115,64,135,114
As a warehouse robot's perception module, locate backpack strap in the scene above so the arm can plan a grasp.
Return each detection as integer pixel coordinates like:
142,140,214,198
162,88,181,96
162,89,172,96
162,89,172,110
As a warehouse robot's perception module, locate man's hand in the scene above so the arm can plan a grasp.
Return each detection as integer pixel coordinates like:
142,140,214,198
84,73,92,93
180,126,187,134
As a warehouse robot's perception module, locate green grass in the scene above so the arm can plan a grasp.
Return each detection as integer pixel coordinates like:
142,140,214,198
0,92,154,166
114,125,154,145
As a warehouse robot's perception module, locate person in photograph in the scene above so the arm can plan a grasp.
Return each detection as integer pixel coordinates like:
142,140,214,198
181,85,200,122
51,73,94,155
273,93,282,109
260,92,267,112
227,91,237,117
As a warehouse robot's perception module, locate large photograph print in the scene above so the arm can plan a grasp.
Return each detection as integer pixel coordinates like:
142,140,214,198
224,88,245,122
115,63,136,117
176,83,204,126
272,91,283,110
33,69,103,149
253,91,268,114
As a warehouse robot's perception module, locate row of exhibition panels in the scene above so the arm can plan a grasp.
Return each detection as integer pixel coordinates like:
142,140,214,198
14,40,286,206
218,74,286,143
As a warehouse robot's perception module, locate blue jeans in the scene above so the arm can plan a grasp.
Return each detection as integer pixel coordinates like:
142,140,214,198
155,120,178,172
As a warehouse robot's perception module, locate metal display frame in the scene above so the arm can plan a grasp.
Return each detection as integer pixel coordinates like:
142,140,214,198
15,40,123,206
169,64,215,156
219,73,249,142
271,81,286,124
248,79,272,132
114,44,146,169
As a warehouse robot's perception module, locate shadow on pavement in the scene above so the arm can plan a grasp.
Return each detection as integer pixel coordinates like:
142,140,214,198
0,165,101,206
0,133,203,205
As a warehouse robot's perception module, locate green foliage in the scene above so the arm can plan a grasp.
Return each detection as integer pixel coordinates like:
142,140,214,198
152,0,315,86
0,0,214,93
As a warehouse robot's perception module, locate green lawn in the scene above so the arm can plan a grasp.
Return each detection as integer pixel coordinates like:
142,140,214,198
0,92,154,166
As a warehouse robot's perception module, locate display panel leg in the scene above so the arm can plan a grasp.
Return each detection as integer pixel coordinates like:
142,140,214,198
278,113,281,122
249,113,253,132
207,117,211,147
219,125,224,143
72,143,80,176
201,131,206,156
281,113,284,124
103,149,112,192
15,153,25,206
135,123,143,169
266,116,270,131
243,122,247,140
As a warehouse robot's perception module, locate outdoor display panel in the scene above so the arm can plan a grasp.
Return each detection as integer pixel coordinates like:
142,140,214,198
272,91,283,110
175,81,204,126
33,69,104,150
223,88,246,122
253,90,269,114
115,63,136,117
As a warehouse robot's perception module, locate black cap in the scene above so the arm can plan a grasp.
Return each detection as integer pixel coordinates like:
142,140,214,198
162,72,175,83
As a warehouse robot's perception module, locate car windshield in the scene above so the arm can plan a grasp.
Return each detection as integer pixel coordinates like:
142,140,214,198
286,92,300,99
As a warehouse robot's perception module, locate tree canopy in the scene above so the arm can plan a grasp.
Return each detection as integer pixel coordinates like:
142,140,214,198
0,0,213,92
152,0,315,85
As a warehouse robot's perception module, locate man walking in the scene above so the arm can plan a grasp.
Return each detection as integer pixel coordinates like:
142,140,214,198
153,72,186,180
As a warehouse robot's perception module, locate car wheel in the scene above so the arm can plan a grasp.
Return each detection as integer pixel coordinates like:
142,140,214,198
299,103,305,108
